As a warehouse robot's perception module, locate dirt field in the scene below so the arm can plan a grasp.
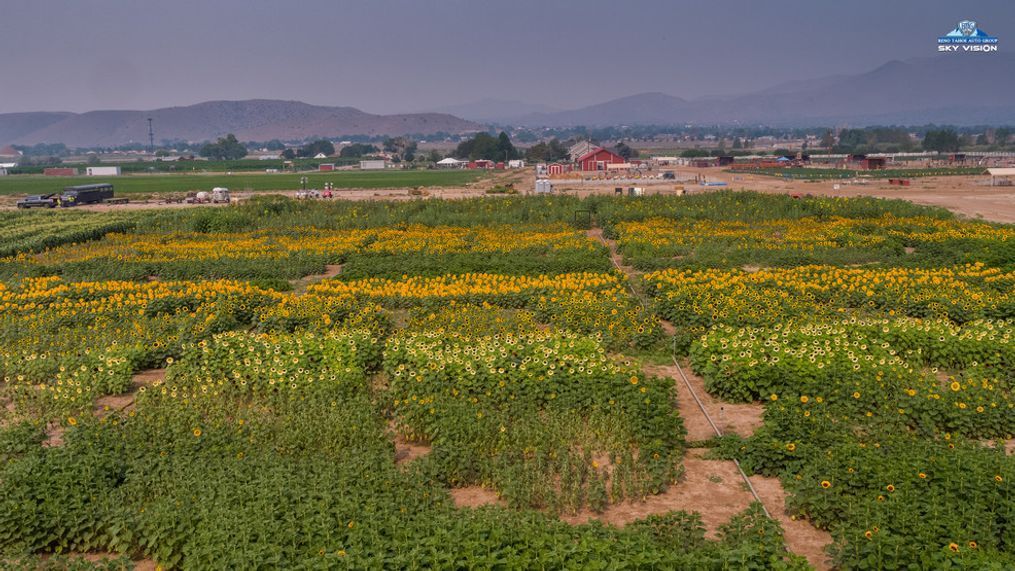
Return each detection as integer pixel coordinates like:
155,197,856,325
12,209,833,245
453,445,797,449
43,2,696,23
6,167,1010,224
562,168,1015,224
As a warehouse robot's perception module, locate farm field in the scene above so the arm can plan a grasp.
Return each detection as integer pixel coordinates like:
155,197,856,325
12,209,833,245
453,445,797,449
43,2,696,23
0,191,1013,569
0,170,484,196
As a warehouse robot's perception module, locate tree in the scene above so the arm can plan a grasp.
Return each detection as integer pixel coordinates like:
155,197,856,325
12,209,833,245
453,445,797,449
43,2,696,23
339,143,379,158
819,130,836,148
732,137,743,150
922,129,960,153
455,132,518,161
281,148,296,160
199,134,248,160
382,137,418,162
613,142,637,160
524,139,569,163
995,127,1011,146
297,139,335,158
264,139,286,151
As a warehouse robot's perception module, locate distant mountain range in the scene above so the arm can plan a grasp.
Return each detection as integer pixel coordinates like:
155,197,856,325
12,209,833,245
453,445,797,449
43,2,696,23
427,98,561,124
0,100,480,147
3,55,1014,148
500,55,1015,127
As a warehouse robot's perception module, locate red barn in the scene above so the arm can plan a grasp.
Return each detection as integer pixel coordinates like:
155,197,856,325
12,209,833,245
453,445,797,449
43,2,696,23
576,148,626,171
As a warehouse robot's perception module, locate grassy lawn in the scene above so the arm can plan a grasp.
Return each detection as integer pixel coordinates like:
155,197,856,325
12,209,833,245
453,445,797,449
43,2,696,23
0,170,485,196
727,166,987,180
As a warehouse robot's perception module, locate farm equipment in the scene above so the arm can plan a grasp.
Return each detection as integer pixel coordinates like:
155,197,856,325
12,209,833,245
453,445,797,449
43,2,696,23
59,184,114,207
211,187,231,203
185,188,231,204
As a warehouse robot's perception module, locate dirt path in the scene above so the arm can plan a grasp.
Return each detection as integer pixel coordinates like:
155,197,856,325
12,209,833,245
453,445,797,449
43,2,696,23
644,364,763,441
94,369,166,418
289,264,342,294
587,221,831,565
749,476,833,570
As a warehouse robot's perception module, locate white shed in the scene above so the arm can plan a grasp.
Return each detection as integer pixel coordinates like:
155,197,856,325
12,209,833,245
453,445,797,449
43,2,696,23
86,166,121,176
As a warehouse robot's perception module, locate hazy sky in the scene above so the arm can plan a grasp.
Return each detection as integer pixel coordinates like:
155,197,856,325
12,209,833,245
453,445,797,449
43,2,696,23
1,0,1012,114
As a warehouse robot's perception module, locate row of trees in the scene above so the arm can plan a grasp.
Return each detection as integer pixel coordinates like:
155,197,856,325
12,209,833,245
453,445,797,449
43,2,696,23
454,132,519,162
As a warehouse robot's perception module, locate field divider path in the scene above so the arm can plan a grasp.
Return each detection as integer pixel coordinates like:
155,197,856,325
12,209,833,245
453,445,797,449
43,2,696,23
586,227,768,512
289,264,343,294
587,224,832,569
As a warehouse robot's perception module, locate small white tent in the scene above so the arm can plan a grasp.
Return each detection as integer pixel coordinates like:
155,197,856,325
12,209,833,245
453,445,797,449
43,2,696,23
436,157,465,168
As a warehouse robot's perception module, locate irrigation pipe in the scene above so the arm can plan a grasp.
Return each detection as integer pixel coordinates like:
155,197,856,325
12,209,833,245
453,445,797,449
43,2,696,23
593,228,772,519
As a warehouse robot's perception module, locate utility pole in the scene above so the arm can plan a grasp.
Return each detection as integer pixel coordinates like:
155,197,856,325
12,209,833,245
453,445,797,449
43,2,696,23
147,117,155,155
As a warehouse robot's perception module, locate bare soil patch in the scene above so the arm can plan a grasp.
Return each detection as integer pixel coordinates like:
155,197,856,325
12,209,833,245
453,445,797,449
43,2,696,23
748,475,833,570
450,486,503,508
393,434,431,466
643,363,763,441
561,449,755,538
387,420,431,466
43,422,64,447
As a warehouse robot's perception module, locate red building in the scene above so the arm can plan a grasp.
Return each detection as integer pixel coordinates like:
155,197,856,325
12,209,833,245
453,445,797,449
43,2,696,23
43,167,78,176
547,162,572,175
576,148,626,171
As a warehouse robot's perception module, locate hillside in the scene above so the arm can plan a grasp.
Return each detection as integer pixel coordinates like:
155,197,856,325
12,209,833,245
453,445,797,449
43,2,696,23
0,100,480,147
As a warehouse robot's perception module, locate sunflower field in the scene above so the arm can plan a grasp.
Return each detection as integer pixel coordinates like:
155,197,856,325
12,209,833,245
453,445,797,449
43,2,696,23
1,191,1012,569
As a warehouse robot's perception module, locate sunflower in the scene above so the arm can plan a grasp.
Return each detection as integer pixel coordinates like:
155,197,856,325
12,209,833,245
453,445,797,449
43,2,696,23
786,443,796,452
820,480,831,489
948,543,959,553
192,427,202,437
67,416,77,426
886,484,895,492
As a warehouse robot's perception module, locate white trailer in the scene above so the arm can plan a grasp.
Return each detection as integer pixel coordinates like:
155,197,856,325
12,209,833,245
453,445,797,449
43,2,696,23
86,166,121,176
359,160,387,170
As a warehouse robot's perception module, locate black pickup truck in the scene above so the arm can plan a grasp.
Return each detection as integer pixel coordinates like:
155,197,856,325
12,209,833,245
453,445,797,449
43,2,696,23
16,194,58,208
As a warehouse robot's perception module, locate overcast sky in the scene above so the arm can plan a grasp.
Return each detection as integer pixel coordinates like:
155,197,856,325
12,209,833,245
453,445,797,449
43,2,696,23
1,0,1012,114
